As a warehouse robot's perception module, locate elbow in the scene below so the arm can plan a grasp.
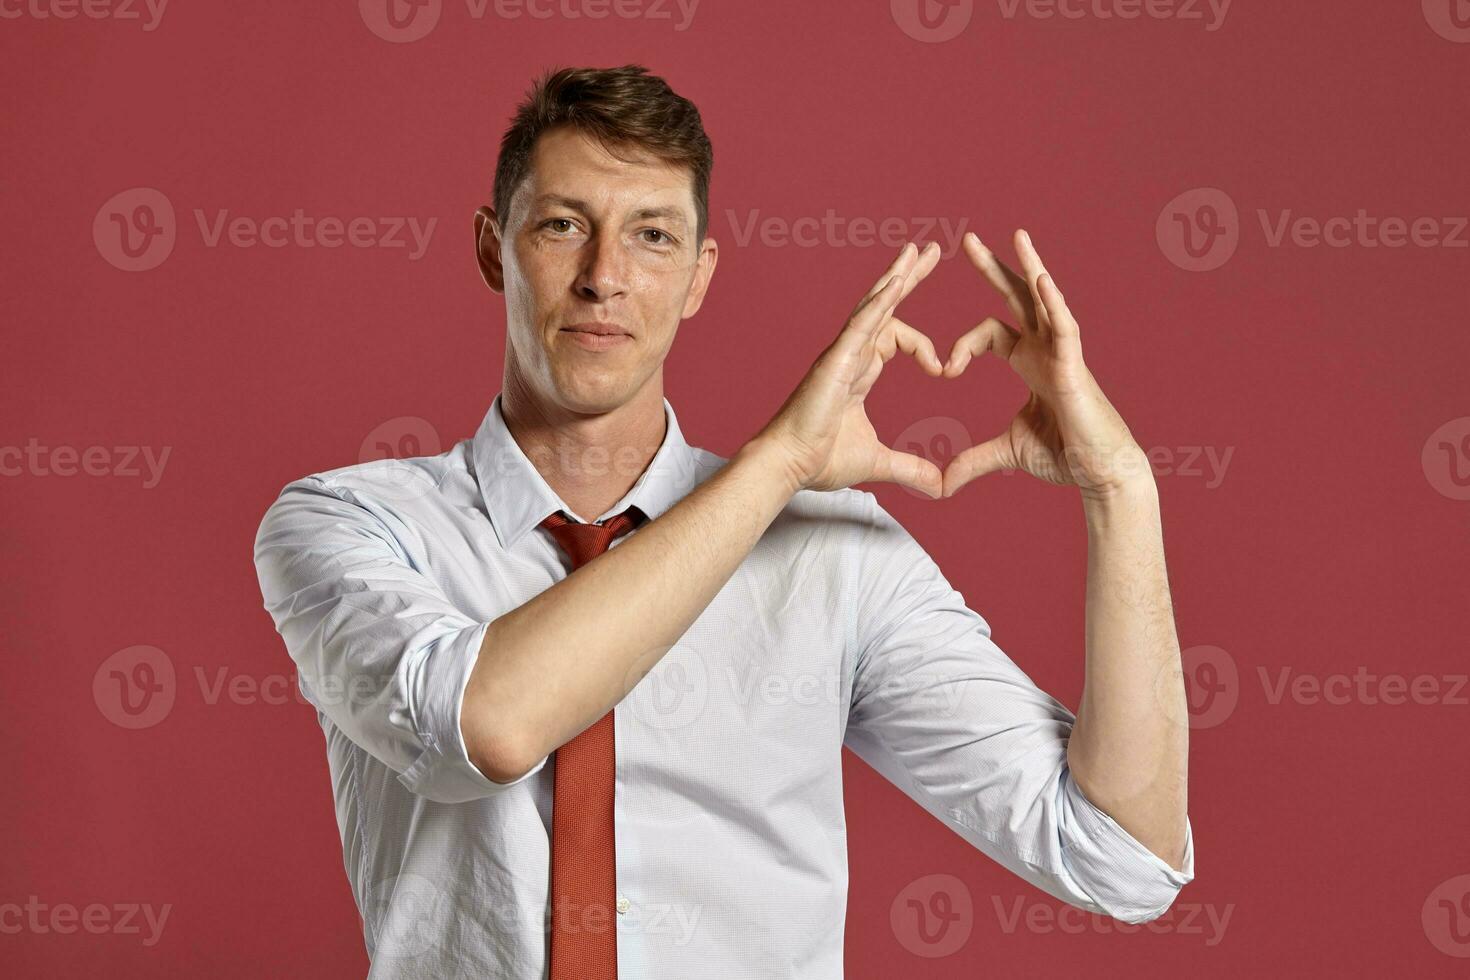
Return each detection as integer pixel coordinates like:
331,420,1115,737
461,690,538,786
468,735,538,786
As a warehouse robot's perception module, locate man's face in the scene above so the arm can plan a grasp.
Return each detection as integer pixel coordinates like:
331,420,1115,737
478,126,717,415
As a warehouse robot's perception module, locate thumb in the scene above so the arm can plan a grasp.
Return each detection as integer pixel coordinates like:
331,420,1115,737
942,434,1014,497
873,446,943,500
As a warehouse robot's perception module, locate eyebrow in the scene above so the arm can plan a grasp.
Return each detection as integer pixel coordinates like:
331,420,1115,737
533,195,690,228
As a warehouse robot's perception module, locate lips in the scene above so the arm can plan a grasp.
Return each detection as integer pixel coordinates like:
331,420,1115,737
562,322,630,337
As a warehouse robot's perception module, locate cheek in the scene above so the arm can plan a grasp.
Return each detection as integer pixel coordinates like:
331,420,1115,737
634,262,697,319
506,250,563,318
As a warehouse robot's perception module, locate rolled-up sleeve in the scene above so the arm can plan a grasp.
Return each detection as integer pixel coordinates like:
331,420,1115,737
842,493,1194,923
252,476,545,804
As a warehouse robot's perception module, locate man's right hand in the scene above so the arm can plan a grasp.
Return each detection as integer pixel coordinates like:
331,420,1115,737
753,241,947,499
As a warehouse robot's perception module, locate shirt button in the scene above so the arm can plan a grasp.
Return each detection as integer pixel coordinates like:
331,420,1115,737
616,895,630,915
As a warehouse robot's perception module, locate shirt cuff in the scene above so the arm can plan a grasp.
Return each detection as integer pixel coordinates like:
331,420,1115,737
398,621,547,803
1060,770,1196,924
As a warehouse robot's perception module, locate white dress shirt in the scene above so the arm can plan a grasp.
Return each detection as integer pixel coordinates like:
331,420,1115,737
252,392,1195,979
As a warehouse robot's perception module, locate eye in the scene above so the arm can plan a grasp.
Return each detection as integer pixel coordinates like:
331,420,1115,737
543,218,577,234
640,228,675,246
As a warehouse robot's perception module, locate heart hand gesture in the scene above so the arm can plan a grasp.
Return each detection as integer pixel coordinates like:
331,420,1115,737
754,231,1149,503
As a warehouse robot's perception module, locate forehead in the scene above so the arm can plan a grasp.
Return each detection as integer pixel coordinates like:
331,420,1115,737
516,126,695,218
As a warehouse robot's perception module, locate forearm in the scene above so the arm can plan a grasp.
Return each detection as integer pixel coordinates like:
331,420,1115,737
1066,476,1190,870
462,436,800,781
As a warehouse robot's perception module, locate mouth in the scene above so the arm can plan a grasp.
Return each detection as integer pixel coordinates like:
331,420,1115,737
561,322,631,337
560,322,632,351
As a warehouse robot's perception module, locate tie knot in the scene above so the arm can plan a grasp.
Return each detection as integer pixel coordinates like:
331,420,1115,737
539,506,644,569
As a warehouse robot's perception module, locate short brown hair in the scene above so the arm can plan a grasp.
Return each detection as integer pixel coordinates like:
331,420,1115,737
493,64,714,244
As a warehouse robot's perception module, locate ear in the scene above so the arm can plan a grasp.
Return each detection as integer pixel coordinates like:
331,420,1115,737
680,236,719,319
474,206,505,293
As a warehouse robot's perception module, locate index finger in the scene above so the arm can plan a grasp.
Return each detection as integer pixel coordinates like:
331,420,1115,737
962,232,1038,332
852,242,916,318
895,240,942,304
852,241,939,317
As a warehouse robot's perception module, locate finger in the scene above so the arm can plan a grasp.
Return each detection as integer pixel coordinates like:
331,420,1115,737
1035,271,1083,355
883,317,945,375
873,445,944,500
962,232,1038,333
849,272,908,338
942,433,1014,497
839,243,939,362
1012,229,1052,335
896,241,942,305
943,317,1020,378
826,275,905,368
853,242,918,318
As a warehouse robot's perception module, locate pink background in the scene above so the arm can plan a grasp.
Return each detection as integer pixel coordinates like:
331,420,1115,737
5,0,1469,975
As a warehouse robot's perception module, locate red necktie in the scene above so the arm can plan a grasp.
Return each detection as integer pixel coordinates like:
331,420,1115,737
538,506,644,980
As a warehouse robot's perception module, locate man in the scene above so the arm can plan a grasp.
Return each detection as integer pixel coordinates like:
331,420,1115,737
253,64,1194,979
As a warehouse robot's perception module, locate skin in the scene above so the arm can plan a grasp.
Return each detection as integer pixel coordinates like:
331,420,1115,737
464,125,1188,874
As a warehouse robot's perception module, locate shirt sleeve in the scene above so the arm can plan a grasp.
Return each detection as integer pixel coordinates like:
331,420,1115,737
252,475,546,804
842,492,1195,924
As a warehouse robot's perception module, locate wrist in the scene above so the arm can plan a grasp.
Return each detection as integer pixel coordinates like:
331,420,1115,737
735,435,806,499
1080,473,1159,528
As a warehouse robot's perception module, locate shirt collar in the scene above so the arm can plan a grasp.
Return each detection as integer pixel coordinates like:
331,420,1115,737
471,391,702,550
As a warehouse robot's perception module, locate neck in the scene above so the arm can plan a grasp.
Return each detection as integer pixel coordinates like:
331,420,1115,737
499,375,668,523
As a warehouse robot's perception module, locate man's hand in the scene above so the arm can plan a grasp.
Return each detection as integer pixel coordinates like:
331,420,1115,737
754,241,948,498
941,230,1151,501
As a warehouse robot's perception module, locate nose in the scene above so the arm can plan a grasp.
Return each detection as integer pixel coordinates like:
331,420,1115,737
573,230,631,303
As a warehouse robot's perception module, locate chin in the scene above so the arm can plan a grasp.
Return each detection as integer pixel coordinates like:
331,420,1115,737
546,365,637,415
